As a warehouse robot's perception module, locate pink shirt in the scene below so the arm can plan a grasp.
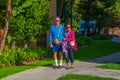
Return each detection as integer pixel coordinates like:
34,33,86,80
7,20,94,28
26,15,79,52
65,30,77,51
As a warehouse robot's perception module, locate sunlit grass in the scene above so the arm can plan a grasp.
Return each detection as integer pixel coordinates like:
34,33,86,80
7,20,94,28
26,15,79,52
97,63,120,70
74,40,120,60
57,74,117,80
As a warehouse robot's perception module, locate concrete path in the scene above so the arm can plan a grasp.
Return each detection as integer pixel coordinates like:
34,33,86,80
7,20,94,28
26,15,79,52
111,37,120,43
2,37,120,80
2,61,120,80
89,51,120,63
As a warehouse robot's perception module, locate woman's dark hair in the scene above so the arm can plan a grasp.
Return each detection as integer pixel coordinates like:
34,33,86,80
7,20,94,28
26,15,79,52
65,23,71,27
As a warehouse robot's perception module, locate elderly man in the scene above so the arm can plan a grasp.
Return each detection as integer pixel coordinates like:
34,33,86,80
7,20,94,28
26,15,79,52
49,17,65,69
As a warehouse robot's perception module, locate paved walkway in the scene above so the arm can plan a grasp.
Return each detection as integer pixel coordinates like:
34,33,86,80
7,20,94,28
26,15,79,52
111,37,120,43
2,38,120,80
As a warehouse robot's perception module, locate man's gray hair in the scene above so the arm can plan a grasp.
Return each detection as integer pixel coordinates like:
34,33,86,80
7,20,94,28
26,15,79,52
54,16,61,21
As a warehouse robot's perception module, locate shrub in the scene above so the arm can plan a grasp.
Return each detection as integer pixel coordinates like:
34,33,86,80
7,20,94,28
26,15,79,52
92,34,115,40
9,0,50,47
0,50,16,68
76,35,93,47
0,47,52,68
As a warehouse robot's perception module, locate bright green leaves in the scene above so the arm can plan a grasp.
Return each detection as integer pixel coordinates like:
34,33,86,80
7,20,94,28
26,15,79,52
107,0,120,18
9,0,50,45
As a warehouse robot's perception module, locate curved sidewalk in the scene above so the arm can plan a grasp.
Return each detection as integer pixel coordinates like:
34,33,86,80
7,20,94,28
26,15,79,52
111,37,120,43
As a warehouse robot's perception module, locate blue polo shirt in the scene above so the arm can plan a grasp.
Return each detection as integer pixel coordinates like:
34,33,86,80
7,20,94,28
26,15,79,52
49,24,65,44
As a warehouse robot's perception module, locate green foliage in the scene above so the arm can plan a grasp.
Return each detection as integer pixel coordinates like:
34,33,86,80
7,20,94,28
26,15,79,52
0,47,52,68
77,0,117,20
107,0,120,18
0,0,18,6
7,35,12,44
0,9,6,28
72,0,82,32
77,0,98,20
0,0,50,47
91,34,115,40
62,0,82,30
76,0,120,32
76,35,93,47
0,50,16,68
8,0,50,46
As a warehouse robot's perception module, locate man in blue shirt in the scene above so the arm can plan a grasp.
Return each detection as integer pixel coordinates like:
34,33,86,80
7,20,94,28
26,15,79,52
49,17,65,69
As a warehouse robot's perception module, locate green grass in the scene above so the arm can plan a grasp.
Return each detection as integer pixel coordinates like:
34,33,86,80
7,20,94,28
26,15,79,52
97,63,120,70
57,74,117,80
0,40,120,79
74,40,120,60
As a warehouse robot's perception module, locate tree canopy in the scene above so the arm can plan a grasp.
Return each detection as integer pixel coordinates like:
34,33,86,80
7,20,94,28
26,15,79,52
0,0,50,48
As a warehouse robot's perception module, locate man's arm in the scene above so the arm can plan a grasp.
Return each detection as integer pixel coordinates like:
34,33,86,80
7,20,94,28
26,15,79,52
49,27,53,47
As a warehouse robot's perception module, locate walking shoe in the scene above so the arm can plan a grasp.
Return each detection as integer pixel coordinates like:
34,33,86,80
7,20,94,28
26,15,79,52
58,65,63,69
70,65,74,69
66,64,70,69
53,66,59,69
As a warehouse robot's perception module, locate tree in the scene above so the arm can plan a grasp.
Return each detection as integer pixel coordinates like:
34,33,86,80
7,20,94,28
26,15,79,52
0,0,50,48
61,0,82,32
77,0,117,34
0,0,11,51
107,0,120,19
9,0,50,47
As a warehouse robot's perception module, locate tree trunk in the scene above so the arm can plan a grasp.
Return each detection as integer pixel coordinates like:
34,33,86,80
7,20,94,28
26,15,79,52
84,27,87,36
0,0,11,51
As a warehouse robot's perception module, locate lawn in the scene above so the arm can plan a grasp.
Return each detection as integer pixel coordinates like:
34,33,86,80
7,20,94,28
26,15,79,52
97,63,120,70
57,74,117,80
0,40,120,79
74,40,120,60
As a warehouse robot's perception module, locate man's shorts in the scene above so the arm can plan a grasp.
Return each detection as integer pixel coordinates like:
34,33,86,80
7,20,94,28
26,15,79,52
52,44,62,53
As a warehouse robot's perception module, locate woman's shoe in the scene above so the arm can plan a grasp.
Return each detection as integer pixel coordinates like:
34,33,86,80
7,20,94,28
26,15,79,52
70,66,74,69
66,64,70,69
70,64,74,69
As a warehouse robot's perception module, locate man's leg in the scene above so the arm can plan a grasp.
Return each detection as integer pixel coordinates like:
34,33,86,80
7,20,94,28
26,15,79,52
53,52,58,66
59,51,63,66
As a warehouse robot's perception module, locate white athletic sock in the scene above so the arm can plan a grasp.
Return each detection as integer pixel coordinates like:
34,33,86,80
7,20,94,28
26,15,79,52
55,60,58,66
59,60,62,66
